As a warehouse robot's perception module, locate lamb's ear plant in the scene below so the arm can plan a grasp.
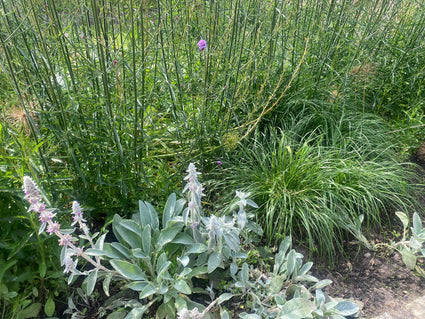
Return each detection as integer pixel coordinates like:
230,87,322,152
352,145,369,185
21,163,361,318
232,236,359,319
377,211,425,274
20,163,263,318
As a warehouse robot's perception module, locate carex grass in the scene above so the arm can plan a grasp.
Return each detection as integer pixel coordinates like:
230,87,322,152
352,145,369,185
216,113,421,259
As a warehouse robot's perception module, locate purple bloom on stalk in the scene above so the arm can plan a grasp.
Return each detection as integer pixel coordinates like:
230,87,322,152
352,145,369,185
217,160,222,166
197,39,207,51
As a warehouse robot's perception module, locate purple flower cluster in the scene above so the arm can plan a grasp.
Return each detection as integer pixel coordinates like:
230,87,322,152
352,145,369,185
197,39,207,51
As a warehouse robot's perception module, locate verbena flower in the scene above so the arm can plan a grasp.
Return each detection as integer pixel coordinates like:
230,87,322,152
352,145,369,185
197,39,207,51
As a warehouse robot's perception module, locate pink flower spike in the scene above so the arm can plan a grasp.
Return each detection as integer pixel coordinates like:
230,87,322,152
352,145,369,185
71,201,86,226
38,209,56,224
46,221,61,234
58,234,73,246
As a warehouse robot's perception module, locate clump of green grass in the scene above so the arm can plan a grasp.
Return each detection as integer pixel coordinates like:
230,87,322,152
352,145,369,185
216,111,420,258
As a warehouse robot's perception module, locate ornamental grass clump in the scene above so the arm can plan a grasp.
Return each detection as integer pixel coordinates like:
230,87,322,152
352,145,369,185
217,123,421,259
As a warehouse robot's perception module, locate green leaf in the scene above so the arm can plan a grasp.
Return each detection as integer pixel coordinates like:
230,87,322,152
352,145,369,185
85,248,112,257
172,233,195,245
156,224,183,249
208,252,222,273
142,225,151,255
95,233,107,250
139,283,157,299
298,261,313,276
269,275,285,294
286,250,297,275
115,220,142,250
279,298,313,318
139,201,159,230
312,279,333,290
294,274,319,283
44,297,55,317
186,243,208,254
156,253,172,277
217,293,233,305
124,306,148,319
112,214,126,245
401,248,417,270
334,301,360,316
410,236,422,250
139,200,151,227
223,232,240,252
128,281,148,291
413,212,422,234
163,193,176,228
86,269,98,296
107,311,127,319
103,273,113,296
174,279,192,294
187,266,208,279
279,236,292,256
18,302,42,319
39,262,46,278
110,260,147,280
395,211,409,230
110,242,132,259
240,262,249,284
177,256,190,267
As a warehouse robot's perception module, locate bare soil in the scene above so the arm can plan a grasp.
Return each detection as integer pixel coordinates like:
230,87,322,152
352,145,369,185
311,238,425,318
